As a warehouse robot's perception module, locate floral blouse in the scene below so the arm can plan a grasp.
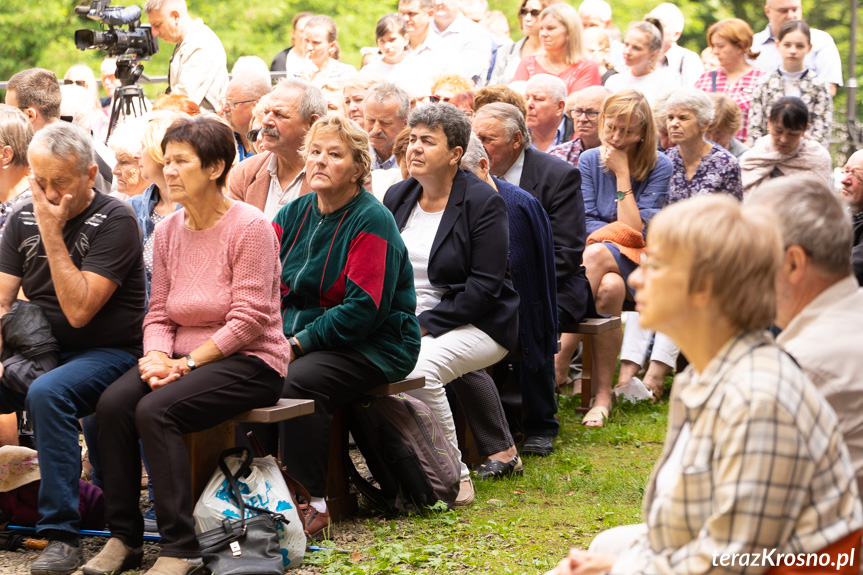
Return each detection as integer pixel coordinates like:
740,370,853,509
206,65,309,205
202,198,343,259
747,69,833,148
664,143,743,204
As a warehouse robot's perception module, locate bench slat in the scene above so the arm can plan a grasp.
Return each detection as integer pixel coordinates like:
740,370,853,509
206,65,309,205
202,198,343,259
562,316,622,335
365,376,425,396
230,398,315,423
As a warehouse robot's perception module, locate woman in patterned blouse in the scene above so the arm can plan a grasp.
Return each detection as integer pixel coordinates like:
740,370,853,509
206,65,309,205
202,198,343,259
693,18,763,142
747,20,833,148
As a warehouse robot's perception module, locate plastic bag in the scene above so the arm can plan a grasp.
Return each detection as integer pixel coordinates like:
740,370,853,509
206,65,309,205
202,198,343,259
194,454,305,569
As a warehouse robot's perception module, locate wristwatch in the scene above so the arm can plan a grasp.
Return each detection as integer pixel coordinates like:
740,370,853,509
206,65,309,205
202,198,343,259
184,354,197,371
290,338,304,358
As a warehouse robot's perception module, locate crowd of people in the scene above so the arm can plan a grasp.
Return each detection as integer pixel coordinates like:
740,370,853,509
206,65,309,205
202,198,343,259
0,0,861,573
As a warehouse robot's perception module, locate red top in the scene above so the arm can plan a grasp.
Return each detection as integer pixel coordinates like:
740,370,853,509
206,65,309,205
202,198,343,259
512,56,602,94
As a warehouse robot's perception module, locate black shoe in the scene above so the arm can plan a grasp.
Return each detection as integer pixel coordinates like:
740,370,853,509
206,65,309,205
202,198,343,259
31,541,81,575
521,435,555,456
475,455,523,480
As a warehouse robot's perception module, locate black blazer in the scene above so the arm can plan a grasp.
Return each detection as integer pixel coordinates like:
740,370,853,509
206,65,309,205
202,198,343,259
519,147,592,321
384,169,519,351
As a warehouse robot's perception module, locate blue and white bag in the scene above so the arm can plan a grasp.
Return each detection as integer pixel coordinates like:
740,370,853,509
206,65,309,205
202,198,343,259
194,450,306,569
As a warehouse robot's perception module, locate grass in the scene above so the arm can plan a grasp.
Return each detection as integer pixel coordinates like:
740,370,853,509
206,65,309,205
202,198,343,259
304,393,669,574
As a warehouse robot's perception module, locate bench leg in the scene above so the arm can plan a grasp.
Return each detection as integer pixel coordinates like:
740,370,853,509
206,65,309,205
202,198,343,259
577,336,593,413
184,421,235,501
325,408,357,521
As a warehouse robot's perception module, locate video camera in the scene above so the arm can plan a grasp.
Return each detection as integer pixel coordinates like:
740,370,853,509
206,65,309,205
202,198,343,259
74,0,158,60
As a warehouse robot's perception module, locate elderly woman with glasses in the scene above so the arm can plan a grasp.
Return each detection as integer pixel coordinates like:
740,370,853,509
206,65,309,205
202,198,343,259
546,194,863,575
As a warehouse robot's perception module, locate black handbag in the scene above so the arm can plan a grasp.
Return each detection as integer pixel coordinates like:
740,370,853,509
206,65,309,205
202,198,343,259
196,448,286,575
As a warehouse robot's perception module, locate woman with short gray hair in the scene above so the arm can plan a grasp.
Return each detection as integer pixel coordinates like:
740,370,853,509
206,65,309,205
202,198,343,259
664,88,742,203
384,104,521,505
617,89,742,401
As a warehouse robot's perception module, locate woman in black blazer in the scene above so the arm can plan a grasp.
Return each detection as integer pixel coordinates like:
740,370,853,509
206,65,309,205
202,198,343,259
383,104,521,506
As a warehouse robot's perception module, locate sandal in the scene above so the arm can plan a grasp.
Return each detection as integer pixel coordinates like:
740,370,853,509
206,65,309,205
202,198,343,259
475,455,523,480
582,405,609,428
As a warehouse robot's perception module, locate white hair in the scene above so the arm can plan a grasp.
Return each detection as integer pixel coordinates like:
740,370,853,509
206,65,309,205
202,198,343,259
647,2,685,35
60,84,95,132
526,74,567,104
231,56,272,83
578,0,612,22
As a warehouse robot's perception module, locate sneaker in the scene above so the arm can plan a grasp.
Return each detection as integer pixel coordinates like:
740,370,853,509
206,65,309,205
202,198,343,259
299,504,332,541
82,537,143,575
454,479,474,507
144,557,207,575
30,540,81,575
143,503,158,532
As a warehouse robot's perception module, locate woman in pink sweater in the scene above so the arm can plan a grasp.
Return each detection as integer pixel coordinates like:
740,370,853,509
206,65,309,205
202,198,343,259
87,116,289,575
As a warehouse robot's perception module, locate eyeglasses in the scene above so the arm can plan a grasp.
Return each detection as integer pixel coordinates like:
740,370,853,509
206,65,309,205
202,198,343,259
569,109,600,121
429,95,451,104
247,128,260,143
519,8,542,18
63,79,88,87
223,98,257,109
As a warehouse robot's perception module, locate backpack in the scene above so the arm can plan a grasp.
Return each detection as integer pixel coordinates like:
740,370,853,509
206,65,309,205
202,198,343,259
347,393,460,512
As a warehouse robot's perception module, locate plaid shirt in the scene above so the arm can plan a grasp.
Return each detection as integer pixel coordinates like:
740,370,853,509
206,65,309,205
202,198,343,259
694,69,764,142
547,138,586,169
613,330,863,575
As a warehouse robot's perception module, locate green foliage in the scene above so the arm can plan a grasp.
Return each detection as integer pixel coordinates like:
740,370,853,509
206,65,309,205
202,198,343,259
0,0,858,155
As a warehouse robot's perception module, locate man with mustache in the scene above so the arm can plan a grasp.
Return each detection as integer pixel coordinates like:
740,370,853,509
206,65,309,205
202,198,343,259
227,79,326,219
364,83,410,172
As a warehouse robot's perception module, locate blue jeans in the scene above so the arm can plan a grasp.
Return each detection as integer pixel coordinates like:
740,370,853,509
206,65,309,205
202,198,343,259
0,348,137,537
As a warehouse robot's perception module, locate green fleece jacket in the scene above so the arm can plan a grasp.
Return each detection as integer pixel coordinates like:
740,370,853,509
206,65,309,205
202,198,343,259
273,189,420,381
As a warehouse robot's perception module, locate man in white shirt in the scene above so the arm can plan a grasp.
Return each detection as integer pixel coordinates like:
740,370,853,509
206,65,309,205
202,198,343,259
750,0,842,96
144,0,228,111
646,3,704,88
747,176,863,498
431,0,493,84
227,80,326,219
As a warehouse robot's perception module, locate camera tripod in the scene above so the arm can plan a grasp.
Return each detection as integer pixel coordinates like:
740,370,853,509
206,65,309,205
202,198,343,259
106,56,148,142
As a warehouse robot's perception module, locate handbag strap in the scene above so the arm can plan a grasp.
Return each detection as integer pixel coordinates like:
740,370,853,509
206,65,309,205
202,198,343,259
217,448,285,527
245,431,312,531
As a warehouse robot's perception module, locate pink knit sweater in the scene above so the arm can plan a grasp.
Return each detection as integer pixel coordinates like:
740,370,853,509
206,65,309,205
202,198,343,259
144,201,290,377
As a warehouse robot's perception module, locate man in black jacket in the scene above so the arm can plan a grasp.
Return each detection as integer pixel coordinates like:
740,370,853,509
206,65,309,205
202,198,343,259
473,102,592,456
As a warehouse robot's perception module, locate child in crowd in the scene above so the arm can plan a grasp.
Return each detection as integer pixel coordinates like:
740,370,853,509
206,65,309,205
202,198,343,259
747,19,832,148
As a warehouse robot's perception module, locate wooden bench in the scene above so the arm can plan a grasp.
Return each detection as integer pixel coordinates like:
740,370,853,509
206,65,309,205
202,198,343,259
184,398,315,500
325,377,425,521
561,316,622,413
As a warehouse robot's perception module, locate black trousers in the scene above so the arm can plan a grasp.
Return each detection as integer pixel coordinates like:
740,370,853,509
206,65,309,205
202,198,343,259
276,348,387,497
97,355,281,557
449,369,514,456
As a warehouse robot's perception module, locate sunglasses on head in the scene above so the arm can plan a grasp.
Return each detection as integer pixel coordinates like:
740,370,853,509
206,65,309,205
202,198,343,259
519,8,542,18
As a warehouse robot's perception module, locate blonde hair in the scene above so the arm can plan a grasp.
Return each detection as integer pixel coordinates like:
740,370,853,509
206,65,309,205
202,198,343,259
647,194,782,332
539,4,586,65
301,115,372,185
431,74,473,97
142,110,188,166
599,90,657,181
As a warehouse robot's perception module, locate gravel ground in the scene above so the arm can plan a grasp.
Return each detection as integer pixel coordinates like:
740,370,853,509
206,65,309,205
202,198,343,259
0,451,377,574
